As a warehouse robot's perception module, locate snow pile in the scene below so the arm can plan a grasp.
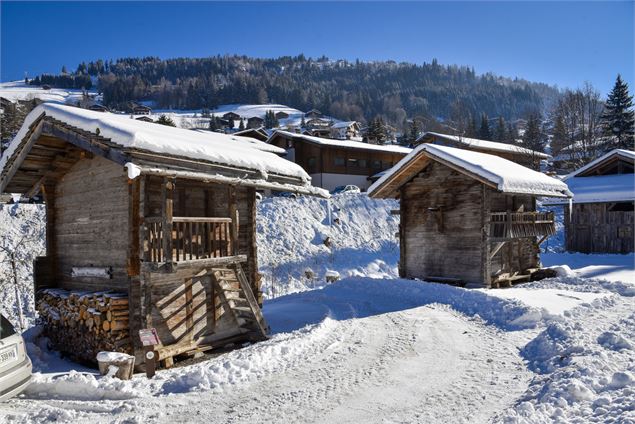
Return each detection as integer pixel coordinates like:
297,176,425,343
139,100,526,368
0,203,45,330
256,194,400,297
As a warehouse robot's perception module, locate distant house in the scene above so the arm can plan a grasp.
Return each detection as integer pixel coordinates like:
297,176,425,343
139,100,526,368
305,109,322,119
268,130,411,191
132,104,152,115
368,144,571,288
247,116,264,129
222,112,241,121
551,139,614,173
546,149,634,254
304,118,332,138
275,111,289,120
416,132,550,169
88,104,109,112
331,121,362,141
233,127,269,142
135,116,154,123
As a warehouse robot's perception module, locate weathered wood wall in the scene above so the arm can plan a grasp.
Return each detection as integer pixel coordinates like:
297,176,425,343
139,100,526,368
566,202,635,253
53,156,130,291
401,162,485,284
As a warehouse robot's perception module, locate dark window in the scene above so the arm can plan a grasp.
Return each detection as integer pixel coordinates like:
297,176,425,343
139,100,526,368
359,159,367,168
609,202,634,212
371,160,381,169
0,315,15,339
348,158,359,167
308,157,316,167
334,157,345,166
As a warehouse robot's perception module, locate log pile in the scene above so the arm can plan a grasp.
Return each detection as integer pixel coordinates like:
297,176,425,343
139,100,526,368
36,289,132,363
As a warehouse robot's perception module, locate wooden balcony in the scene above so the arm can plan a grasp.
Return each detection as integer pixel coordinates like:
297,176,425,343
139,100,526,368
144,216,240,270
490,211,556,240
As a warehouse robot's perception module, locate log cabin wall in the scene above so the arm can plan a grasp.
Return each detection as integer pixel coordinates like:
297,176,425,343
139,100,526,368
488,192,540,276
566,202,635,253
53,155,130,291
401,162,485,284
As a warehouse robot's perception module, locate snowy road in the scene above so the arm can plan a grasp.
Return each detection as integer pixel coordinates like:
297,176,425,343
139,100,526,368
1,305,531,424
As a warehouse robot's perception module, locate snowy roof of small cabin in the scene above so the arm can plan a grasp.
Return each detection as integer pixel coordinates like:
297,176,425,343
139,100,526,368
418,132,551,159
270,130,412,154
565,149,635,179
545,174,634,205
190,129,285,155
368,143,572,199
0,103,327,196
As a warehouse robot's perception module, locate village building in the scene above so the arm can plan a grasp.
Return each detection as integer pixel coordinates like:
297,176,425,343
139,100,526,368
275,111,289,120
304,109,322,119
222,112,241,121
88,104,109,112
304,118,332,138
131,104,152,115
330,121,362,141
233,127,270,142
416,132,550,169
268,130,411,191
546,149,634,254
135,116,154,123
0,103,326,368
247,116,264,129
368,143,571,288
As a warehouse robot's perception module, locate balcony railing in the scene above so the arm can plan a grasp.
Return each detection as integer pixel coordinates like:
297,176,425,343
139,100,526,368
490,211,555,239
145,216,234,263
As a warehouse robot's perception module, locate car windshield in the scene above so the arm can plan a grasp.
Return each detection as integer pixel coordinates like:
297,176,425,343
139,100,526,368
0,315,16,339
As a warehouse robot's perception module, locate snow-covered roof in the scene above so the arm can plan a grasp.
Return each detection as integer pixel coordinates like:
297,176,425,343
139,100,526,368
270,130,412,154
331,121,358,129
546,174,634,205
0,103,327,197
190,129,286,155
418,132,551,159
368,143,572,199
565,149,635,179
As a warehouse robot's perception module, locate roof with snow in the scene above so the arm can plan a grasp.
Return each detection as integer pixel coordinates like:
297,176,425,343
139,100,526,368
546,174,634,205
331,121,360,129
565,149,635,179
190,129,286,155
368,143,572,199
417,132,551,159
269,130,412,154
0,103,327,197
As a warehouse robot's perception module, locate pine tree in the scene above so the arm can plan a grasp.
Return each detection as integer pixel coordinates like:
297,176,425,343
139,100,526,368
601,74,634,149
479,114,491,140
494,116,507,142
409,119,420,144
209,114,219,131
551,113,568,154
239,118,245,131
156,115,176,127
300,115,306,128
466,115,478,138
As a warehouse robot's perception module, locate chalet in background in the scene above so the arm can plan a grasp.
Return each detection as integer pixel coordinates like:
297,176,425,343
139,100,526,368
304,118,332,138
416,132,550,169
275,111,289,120
131,104,152,115
368,144,572,288
0,103,325,369
247,116,264,129
330,121,362,141
233,127,270,142
305,109,322,119
546,149,634,254
268,130,411,191
222,112,241,121
88,104,109,112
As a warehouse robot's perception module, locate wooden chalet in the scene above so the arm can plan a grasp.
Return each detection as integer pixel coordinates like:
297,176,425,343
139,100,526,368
275,111,289,120
88,104,109,112
247,116,264,129
132,104,152,115
305,109,322,119
0,103,326,368
234,127,269,142
545,149,634,254
268,130,411,191
330,121,362,141
368,144,572,288
135,116,154,123
416,132,550,169
304,118,332,138
222,112,241,121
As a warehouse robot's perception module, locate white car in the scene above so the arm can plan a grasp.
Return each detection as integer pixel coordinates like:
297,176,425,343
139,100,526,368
0,314,32,401
331,185,361,195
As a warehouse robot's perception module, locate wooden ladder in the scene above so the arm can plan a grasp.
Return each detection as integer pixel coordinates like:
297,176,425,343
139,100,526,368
210,264,269,341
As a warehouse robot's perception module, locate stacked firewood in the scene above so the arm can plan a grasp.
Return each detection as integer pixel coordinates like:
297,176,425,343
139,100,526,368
36,289,132,363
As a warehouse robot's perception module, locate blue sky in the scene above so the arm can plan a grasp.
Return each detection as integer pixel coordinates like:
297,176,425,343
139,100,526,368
1,1,633,95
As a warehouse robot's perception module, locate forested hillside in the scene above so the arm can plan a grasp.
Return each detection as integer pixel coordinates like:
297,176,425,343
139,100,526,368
28,55,560,126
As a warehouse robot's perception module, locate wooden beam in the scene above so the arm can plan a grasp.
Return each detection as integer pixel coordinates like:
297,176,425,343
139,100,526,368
489,241,507,260
161,177,174,265
0,116,44,193
25,176,46,198
228,186,239,256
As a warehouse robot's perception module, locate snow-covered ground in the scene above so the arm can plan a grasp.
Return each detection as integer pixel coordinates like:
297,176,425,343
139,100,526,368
0,81,95,104
0,195,633,423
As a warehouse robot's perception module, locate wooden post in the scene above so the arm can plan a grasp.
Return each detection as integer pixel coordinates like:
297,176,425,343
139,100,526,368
228,186,239,255
162,178,174,266
399,186,406,278
128,177,141,277
481,186,491,288
41,181,57,282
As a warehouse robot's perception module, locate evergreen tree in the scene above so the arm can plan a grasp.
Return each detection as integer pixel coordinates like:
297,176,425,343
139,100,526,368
601,74,634,149
466,115,478,138
479,114,491,140
551,113,568,154
300,115,306,128
156,115,176,127
523,113,545,169
494,116,507,142
239,118,245,131
408,119,421,144
209,114,219,131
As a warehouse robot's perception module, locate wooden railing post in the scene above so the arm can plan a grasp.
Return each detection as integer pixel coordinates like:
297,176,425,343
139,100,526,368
162,178,174,266
228,186,239,256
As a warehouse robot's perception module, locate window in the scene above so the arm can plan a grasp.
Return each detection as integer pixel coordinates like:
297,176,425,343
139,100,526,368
359,159,367,168
618,226,632,238
0,315,15,339
371,160,381,169
609,202,634,212
348,158,359,167
334,157,345,166
308,157,316,167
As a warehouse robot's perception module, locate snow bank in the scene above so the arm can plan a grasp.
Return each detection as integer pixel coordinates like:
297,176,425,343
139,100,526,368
256,194,400,298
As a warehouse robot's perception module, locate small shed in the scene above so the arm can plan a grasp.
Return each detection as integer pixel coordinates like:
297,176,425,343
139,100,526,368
275,111,289,120
416,132,550,169
247,116,264,129
222,112,241,121
368,144,571,288
546,149,634,253
88,104,109,112
0,103,326,367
